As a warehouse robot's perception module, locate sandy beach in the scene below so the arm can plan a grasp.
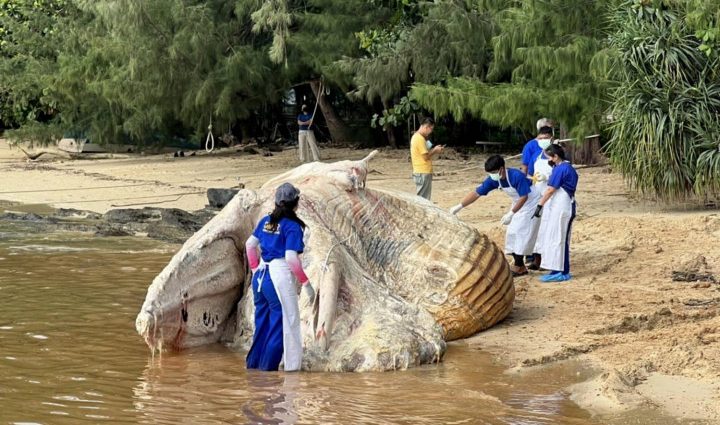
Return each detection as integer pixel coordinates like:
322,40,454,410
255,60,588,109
2,139,719,421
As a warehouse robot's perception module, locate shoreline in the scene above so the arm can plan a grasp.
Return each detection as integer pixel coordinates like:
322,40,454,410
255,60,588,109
2,140,719,421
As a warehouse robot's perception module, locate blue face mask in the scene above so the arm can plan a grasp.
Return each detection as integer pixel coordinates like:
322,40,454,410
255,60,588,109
426,140,433,149
538,138,552,150
489,173,501,181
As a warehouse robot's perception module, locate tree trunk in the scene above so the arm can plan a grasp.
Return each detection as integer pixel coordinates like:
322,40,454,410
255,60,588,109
309,80,353,144
557,123,604,165
382,100,397,148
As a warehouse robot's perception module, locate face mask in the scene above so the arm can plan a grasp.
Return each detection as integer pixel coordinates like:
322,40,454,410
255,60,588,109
538,138,551,150
548,160,556,168
426,140,433,149
489,173,501,181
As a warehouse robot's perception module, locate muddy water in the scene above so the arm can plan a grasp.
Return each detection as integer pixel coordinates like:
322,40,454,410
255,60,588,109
0,219,696,424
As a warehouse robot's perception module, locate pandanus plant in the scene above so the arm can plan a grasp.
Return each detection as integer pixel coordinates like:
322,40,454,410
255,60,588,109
605,0,720,202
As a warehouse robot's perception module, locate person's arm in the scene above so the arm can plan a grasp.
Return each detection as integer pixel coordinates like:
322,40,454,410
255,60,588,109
520,164,528,175
449,191,478,215
538,186,557,206
512,195,528,213
422,145,444,161
285,250,309,284
245,236,260,272
450,179,497,214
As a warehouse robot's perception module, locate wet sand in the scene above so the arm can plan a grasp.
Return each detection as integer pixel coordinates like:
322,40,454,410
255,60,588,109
2,140,719,421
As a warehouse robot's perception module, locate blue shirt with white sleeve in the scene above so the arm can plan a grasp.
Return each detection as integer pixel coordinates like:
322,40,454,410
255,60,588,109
547,162,579,199
252,216,305,262
521,138,542,176
475,168,531,197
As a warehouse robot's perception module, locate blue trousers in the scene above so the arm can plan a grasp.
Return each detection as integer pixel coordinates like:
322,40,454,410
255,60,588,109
246,269,284,371
551,202,577,275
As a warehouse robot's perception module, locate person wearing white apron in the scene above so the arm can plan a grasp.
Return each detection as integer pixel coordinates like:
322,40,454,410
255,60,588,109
449,155,542,276
245,183,315,371
525,130,554,269
533,144,579,283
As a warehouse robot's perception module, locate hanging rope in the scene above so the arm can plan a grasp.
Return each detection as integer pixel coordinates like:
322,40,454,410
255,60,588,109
205,119,215,153
308,80,323,128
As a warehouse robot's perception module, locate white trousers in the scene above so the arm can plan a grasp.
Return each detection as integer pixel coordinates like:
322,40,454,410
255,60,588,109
298,130,320,163
268,259,303,371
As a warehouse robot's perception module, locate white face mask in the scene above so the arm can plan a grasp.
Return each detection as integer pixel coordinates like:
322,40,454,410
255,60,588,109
426,140,433,149
538,138,552,150
489,173,501,181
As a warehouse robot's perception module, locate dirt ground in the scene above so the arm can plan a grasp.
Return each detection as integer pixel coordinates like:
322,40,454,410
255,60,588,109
2,140,719,421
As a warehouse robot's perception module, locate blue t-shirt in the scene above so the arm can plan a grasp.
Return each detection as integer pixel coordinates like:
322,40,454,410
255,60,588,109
521,138,542,176
475,168,531,197
252,216,305,262
298,113,313,131
548,162,579,199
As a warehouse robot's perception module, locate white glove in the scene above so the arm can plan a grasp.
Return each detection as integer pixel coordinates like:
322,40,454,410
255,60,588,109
449,203,463,215
301,282,315,301
500,210,515,225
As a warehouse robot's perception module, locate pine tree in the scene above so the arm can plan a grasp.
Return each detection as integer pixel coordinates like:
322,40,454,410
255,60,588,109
410,0,610,140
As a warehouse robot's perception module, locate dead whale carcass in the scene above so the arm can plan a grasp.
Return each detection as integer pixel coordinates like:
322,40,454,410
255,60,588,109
135,151,514,371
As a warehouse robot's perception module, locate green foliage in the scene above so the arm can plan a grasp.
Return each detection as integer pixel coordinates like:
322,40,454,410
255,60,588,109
686,0,720,56
0,0,72,127
339,0,495,132
370,95,419,130
605,0,720,200
412,0,610,137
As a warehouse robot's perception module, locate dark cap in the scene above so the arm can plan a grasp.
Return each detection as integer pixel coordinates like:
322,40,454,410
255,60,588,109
275,182,300,204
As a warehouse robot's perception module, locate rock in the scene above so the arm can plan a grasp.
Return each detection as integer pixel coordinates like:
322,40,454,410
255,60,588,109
145,208,205,243
94,225,133,237
207,188,239,209
104,208,161,224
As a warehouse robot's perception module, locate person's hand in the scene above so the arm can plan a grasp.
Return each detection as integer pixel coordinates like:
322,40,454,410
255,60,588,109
433,145,445,154
533,205,543,218
449,203,463,215
500,210,514,225
532,171,547,184
301,282,315,301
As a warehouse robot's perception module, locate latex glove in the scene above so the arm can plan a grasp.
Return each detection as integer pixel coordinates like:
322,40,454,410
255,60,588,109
500,210,515,225
301,282,315,301
533,205,543,218
532,172,548,184
449,203,463,215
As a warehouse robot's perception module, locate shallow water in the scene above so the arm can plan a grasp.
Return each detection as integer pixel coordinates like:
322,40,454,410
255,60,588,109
0,219,703,424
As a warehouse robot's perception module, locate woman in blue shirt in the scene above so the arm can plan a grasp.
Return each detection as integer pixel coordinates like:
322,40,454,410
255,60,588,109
532,144,579,282
450,155,542,276
245,182,315,371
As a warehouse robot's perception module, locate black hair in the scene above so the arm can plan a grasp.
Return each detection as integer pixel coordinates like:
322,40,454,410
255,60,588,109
484,155,505,172
420,117,435,127
538,126,553,136
544,143,566,161
266,197,306,232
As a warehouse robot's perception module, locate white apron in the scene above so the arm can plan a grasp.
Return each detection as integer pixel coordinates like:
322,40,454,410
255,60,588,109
533,151,554,193
534,180,574,272
258,258,303,371
502,170,542,255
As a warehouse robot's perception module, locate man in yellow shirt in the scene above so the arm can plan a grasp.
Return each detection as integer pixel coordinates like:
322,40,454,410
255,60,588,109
410,117,444,200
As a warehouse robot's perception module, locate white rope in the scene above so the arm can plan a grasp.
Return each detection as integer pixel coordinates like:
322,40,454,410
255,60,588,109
308,81,323,128
205,119,215,152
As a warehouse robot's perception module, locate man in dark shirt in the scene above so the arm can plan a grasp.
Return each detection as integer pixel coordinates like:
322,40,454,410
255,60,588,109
297,104,320,162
